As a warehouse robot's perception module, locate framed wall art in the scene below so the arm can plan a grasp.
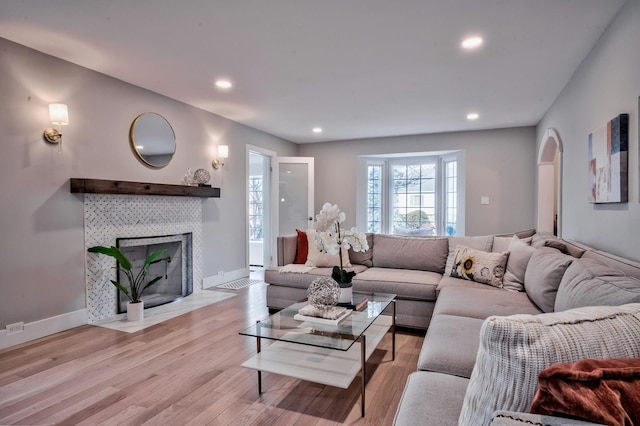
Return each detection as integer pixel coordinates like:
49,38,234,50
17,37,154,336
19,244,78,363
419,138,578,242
588,113,628,203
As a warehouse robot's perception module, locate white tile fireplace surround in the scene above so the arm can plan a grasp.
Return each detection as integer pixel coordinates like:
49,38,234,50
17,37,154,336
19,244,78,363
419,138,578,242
84,194,203,323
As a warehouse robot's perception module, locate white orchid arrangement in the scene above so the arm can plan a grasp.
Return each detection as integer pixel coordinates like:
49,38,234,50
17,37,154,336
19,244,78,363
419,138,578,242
314,203,369,284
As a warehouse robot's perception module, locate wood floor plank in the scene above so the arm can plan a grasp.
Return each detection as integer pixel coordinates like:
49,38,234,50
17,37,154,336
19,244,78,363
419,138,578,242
0,283,424,425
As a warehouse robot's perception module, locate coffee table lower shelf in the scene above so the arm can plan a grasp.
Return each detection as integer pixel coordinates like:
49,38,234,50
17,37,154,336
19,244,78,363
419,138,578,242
241,315,393,416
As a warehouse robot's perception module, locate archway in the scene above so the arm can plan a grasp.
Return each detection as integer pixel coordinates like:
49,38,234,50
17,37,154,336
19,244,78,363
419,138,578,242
537,128,563,236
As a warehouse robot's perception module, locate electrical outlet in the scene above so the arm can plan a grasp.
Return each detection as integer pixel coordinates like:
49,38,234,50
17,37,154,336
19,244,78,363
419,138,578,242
6,322,24,334
480,196,490,205
217,270,224,276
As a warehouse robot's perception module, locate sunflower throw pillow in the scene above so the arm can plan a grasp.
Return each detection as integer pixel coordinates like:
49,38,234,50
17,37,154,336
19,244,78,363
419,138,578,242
450,245,509,288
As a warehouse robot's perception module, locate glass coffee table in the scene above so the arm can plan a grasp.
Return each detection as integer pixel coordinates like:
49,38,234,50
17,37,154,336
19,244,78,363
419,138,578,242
239,292,396,417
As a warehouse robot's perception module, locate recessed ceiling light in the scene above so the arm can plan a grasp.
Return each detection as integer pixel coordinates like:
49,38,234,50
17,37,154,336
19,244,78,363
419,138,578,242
215,80,232,89
466,112,480,120
312,127,323,133
135,145,144,149
461,36,483,49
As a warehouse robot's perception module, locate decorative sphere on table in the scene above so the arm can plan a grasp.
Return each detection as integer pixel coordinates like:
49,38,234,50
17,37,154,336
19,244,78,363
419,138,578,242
307,277,340,309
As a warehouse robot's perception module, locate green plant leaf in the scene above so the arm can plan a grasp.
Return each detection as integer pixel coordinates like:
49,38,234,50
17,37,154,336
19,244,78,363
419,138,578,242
110,280,131,299
88,246,132,270
143,275,164,291
143,249,167,269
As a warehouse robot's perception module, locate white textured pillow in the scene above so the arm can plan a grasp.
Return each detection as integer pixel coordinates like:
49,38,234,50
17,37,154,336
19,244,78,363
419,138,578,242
444,235,494,275
458,303,640,426
450,245,509,288
502,236,536,292
304,229,351,268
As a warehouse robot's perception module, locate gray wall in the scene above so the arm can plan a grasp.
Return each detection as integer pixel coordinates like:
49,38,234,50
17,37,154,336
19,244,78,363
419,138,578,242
0,37,297,328
536,0,640,261
298,127,537,236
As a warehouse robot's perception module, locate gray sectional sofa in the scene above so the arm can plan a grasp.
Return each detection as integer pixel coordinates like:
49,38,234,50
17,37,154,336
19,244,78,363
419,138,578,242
265,231,640,425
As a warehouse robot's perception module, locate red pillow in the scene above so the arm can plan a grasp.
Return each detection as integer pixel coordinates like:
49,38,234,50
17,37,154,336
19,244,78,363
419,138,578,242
294,229,308,264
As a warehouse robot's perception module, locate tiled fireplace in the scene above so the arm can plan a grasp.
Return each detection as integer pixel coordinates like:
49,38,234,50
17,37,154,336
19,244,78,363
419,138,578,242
83,193,203,323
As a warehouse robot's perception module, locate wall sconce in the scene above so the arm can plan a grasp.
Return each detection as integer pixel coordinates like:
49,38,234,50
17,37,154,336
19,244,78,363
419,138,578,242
212,145,229,169
43,103,69,152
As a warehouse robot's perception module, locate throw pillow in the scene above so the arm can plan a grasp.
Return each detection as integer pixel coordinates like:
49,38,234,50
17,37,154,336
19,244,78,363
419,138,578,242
524,247,573,312
492,236,513,254
450,245,509,288
444,235,494,275
304,229,352,268
555,258,640,311
503,236,536,292
458,303,640,426
530,358,640,426
348,233,374,267
294,229,308,264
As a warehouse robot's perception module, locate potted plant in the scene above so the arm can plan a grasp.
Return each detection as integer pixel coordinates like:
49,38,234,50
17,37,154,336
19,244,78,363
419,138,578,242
313,203,369,303
88,245,171,321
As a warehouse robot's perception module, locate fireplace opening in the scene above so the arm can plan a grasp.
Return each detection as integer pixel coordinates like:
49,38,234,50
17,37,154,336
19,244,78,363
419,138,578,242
116,233,193,313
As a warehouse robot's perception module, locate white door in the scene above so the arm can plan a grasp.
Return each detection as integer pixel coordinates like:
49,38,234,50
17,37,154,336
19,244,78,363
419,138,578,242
271,157,314,266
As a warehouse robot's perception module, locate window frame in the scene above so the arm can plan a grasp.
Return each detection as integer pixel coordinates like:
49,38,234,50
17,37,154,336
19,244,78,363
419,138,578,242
359,151,463,236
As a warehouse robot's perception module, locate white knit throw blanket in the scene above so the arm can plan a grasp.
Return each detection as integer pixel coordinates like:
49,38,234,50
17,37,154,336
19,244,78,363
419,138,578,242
279,264,315,274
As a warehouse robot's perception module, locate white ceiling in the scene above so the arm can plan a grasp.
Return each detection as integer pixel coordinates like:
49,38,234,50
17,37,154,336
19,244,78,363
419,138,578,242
0,0,626,143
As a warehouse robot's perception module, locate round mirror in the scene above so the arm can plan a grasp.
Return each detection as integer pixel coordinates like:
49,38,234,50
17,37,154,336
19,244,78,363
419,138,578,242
130,112,176,168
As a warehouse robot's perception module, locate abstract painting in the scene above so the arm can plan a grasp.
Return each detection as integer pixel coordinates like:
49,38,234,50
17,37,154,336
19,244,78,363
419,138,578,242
588,113,628,203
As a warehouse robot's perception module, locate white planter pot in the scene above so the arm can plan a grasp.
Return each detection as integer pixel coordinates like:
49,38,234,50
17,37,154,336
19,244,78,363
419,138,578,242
339,286,353,304
127,300,144,321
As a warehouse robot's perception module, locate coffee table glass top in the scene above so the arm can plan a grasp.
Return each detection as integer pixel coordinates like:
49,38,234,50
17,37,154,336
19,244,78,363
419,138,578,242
239,292,396,351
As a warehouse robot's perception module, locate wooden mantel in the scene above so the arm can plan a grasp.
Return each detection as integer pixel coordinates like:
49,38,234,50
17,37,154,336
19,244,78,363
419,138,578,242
70,178,220,198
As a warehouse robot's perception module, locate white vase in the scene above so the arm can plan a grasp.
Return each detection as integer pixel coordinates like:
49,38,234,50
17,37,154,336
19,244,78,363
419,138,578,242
127,300,144,321
339,286,353,304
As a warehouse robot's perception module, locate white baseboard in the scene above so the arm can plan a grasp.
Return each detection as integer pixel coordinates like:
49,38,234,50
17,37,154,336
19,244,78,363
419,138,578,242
202,267,250,289
0,309,88,350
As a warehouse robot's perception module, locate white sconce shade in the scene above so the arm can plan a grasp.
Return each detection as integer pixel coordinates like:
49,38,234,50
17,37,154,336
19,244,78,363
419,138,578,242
44,103,69,150
212,144,229,169
49,103,69,125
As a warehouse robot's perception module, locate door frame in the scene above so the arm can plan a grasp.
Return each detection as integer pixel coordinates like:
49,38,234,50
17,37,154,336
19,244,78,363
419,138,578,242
537,128,563,237
271,157,314,267
246,145,276,271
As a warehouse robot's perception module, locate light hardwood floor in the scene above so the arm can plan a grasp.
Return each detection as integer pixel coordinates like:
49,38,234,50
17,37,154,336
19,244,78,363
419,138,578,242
0,283,424,425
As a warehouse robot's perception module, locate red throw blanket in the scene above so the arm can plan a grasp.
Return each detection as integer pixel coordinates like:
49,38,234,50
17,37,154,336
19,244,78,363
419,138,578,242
530,358,640,426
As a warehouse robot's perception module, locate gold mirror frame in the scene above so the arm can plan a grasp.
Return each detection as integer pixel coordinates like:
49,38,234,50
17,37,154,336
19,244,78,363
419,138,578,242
129,112,176,168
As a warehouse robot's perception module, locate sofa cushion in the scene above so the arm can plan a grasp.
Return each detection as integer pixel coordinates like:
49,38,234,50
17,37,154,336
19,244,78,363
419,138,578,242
503,236,536,292
531,232,587,258
491,236,513,253
265,265,367,289
450,245,509,288
495,228,537,239
278,234,299,266
372,234,448,273
436,275,492,295
353,267,440,300
555,258,640,311
434,287,542,320
444,235,494,275
394,371,469,426
583,250,640,280
304,229,351,268
458,303,640,426
417,314,483,378
348,233,373,267
524,247,574,312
